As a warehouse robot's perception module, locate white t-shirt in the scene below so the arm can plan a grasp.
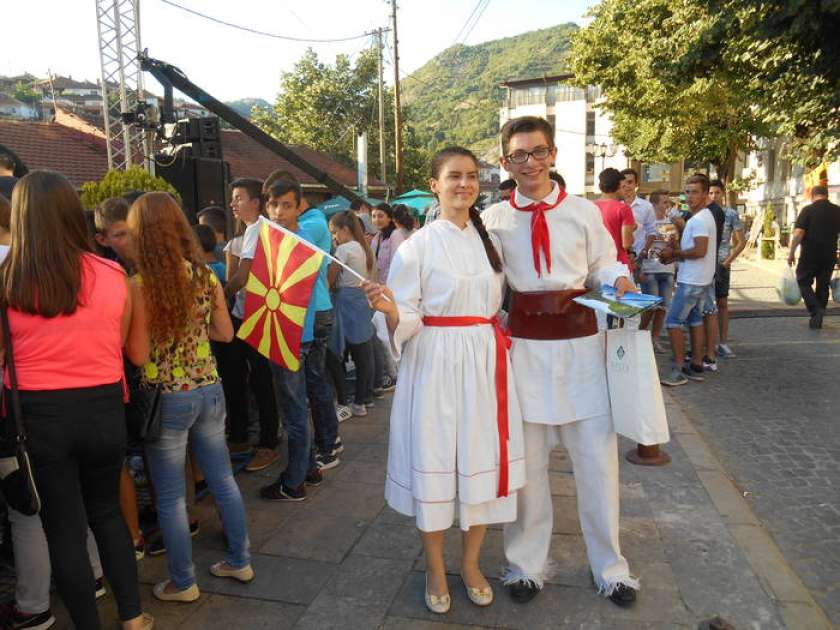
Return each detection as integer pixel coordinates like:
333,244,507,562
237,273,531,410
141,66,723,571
677,208,717,286
230,217,266,319
630,196,656,254
334,240,369,288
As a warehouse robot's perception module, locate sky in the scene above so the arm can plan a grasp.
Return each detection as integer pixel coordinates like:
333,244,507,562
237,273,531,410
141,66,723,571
3,0,596,102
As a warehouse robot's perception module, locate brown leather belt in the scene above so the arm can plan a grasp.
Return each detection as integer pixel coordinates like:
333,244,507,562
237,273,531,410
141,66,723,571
509,290,597,340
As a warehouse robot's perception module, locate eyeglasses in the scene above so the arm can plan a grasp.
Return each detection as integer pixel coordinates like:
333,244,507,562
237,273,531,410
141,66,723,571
505,146,552,164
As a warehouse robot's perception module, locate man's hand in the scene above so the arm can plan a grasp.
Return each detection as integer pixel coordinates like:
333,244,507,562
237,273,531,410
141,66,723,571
659,246,676,264
722,257,733,269
787,253,795,267
614,276,637,298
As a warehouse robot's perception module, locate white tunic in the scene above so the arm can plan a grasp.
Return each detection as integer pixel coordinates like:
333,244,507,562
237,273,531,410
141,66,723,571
378,219,526,532
482,183,629,426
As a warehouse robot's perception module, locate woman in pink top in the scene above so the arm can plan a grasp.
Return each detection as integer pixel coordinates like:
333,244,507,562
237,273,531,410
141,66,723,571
0,171,153,630
371,203,407,284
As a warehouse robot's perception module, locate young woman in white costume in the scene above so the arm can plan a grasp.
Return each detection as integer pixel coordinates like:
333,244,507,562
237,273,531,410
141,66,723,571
364,147,525,615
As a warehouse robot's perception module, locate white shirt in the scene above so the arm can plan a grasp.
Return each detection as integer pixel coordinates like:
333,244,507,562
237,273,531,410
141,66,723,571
230,216,266,319
677,208,717,286
630,196,656,254
334,240,369,288
483,184,629,425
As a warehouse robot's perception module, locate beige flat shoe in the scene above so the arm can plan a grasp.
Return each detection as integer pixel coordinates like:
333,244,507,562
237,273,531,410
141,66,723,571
210,561,255,583
461,574,494,607
152,580,200,602
424,574,451,614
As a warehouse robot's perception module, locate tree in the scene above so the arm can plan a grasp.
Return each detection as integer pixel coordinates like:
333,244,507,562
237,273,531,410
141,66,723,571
668,0,840,164
13,81,39,106
569,0,771,181
80,166,180,209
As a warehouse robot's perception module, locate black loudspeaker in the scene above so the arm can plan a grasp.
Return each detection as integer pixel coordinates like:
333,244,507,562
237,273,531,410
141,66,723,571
170,117,220,144
197,141,223,159
154,152,228,224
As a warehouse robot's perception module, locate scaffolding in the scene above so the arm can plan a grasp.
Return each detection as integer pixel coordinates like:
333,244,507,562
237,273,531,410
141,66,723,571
95,0,146,170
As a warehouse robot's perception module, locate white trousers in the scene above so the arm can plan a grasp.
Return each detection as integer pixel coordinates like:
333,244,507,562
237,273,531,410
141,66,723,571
503,415,635,593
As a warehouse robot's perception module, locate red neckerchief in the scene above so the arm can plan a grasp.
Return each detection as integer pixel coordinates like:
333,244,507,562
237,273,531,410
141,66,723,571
510,186,568,277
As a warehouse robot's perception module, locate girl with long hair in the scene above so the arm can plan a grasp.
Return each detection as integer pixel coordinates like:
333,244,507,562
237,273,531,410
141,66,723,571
327,211,377,416
364,147,525,614
370,203,406,284
127,192,253,603
392,204,417,238
0,170,152,630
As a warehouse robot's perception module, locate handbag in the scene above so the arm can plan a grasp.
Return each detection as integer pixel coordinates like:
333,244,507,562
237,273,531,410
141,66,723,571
124,364,163,443
0,307,42,516
605,328,670,445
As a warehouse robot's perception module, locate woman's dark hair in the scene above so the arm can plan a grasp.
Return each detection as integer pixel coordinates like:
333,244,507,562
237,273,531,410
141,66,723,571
329,211,375,274
1,170,93,316
392,204,416,231
598,168,623,193
373,202,396,240
193,223,217,254
430,146,502,273
0,193,10,230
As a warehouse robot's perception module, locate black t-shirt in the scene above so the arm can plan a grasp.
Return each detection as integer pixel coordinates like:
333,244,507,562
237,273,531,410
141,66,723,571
0,176,17,201
795,199,840,258
706,201,725,250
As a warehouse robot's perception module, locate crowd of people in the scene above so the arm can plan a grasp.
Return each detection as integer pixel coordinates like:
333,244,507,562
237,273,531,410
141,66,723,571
0,113,837,628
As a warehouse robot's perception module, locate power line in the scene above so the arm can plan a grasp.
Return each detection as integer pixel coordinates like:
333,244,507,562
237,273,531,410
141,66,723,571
459,0,491,44
452,0,484,46
159,0,373,43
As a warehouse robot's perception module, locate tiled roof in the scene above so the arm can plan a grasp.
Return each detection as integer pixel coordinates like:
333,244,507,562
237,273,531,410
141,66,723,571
0,119,108,187
220,130,384,189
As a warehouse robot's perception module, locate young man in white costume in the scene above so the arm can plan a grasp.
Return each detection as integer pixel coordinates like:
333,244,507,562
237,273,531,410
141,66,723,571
482,116,639,608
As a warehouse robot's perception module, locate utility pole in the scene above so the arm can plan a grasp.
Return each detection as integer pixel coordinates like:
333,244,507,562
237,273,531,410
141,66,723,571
389,0,404,192
375,28,388,187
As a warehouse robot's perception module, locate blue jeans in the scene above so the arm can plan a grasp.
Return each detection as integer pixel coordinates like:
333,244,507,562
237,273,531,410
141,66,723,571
145,381,251,590
665,282,706,329
272,344,317,489
308,310,339,454
641,272,675,309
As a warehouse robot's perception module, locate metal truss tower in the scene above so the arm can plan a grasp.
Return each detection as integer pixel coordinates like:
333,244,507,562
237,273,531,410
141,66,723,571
95,0,146,170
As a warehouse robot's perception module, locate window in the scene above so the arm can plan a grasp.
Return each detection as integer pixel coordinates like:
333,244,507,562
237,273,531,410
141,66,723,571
585,111,596,141
766,149,776,183
586,152,595,174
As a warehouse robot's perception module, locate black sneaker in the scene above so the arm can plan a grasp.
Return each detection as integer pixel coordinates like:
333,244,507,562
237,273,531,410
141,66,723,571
94,577,106,599
260,481,307,502
147,520,199,556
681,365,704,382
508,579,540,604
606,583,638,608
5,605,56,630
372,387,385,399
332,436,344,456
316,452,341,471
380,376,397,392
305,468,323,487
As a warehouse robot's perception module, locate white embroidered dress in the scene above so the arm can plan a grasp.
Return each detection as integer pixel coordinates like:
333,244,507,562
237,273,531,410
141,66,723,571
378,219,526,532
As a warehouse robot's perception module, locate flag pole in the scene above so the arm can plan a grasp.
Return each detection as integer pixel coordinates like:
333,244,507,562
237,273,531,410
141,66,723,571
266,220,392,301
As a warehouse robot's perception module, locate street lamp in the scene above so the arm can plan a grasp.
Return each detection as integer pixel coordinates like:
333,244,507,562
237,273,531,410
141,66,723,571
593,142,618,173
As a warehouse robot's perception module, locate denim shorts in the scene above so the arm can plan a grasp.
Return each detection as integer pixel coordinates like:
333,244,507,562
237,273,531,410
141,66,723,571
665,282,706,329
702,283,718,316
640,272,674,309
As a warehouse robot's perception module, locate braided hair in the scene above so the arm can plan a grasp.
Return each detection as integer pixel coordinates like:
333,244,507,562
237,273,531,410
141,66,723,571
430,146,503,273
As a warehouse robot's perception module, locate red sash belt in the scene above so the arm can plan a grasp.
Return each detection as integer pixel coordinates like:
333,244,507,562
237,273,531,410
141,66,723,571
422,315,511,498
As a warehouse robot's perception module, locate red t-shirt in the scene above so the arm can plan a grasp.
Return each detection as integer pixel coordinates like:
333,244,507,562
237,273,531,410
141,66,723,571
594,198,635,266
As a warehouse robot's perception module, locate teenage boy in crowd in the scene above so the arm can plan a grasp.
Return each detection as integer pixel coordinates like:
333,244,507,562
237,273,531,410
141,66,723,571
594,167,636,273
198,206,229,263
659,175,718,386
708,180,745,356
222,178,281,470
483,116,639,608
350,198,378,236
94,196,134,270
260,180,331,501
619,168,656,278
639,190,678,352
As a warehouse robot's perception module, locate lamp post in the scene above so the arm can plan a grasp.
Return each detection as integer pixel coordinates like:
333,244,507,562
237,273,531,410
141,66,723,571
593,142,618,173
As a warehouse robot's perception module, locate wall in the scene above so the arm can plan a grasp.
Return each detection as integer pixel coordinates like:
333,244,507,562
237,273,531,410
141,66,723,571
554,99,587,195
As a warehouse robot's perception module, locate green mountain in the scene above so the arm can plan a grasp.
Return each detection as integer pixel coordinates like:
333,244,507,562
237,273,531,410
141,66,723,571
402,23,578,158
225,98,271,119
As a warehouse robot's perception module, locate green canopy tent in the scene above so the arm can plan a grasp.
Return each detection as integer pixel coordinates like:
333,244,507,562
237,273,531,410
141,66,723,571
392,189,436,215
313,195,384,218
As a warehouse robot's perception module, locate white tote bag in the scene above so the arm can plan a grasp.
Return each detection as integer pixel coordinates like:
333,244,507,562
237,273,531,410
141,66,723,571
605,329,670,445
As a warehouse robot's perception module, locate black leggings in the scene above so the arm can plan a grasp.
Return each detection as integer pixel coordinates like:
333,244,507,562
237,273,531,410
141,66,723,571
13,383,142,629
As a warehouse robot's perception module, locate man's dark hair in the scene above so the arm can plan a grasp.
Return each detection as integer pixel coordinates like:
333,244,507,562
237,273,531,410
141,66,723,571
0,152,15,172
94,196,129,231
619,168,639,184
122,190,144,206
229,177,264,204
262,169,298,196
598,168,623,193
811,185,828,197
549,171,566,188
198,206,227,236
686,174,710,193
268,180,302,205
709,179,725,191
192,223,217,254
649,189,670,205
498,178,517,192
350,198,372,212
500,116,555,156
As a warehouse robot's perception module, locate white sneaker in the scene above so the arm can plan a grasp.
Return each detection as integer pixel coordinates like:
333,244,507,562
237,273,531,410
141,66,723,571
349,403,367,417
335,405,353,423
717,343,736,358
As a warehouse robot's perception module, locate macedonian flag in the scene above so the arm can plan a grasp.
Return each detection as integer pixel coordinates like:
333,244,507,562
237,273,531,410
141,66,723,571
236,221,324,371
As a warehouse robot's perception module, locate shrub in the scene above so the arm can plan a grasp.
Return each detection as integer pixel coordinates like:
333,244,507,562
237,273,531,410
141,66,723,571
761,207,776,259
80,166,180,208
